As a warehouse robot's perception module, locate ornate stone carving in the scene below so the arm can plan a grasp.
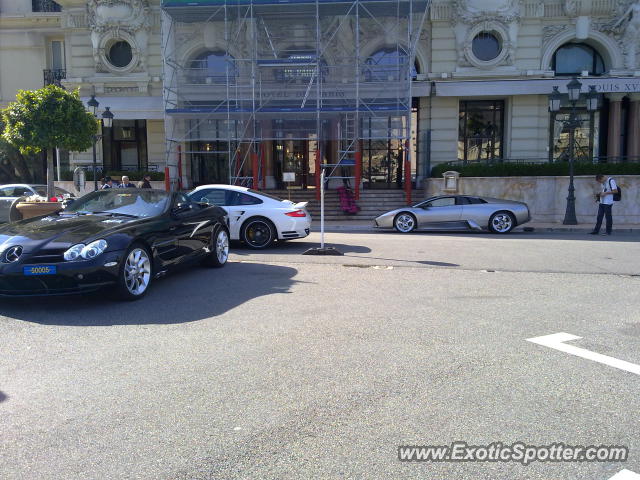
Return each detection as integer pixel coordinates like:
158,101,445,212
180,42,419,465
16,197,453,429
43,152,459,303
455,0,521,23
87,0,151,74
451,0,521,69
542,24,569,45
612,1,640,69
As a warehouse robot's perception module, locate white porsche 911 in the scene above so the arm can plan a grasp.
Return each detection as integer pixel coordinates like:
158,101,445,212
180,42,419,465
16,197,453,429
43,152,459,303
188,185,311,249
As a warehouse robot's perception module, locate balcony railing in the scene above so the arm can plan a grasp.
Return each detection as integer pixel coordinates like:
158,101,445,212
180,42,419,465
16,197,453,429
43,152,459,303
32,0,61,13
43,69,66,87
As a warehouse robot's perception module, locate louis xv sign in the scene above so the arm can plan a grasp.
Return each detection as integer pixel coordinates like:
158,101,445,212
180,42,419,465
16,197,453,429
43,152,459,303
435,77,640,96
593,81,640,93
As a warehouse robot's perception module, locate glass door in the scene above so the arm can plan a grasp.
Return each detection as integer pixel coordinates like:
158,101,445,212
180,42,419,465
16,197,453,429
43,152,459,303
549,109,599,162
362,116,407,189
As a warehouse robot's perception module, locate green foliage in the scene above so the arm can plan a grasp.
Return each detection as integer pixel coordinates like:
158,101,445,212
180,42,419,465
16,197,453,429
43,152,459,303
1,85,98,155
431,162,640,178
0,115,35,183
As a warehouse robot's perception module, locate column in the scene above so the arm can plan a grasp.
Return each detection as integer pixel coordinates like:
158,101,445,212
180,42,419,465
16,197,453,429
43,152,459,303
627,94,640,161
606,93,625,161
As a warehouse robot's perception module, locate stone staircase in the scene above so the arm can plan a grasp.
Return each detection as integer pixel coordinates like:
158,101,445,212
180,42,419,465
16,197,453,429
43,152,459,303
265,189,411,221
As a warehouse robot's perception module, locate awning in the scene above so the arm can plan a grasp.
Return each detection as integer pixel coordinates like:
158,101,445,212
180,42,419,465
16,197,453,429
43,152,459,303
80,96,164,120
434,77,640,97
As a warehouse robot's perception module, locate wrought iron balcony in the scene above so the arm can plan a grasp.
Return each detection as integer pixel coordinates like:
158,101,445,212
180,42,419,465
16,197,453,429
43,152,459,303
32,0,61,13
43,69,66,87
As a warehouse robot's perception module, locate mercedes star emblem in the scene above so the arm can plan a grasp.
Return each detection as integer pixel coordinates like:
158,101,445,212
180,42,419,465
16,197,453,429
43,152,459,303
5,246,23,263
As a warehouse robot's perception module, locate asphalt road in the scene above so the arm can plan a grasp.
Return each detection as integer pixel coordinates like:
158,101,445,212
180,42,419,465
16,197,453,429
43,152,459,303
1,230,639,480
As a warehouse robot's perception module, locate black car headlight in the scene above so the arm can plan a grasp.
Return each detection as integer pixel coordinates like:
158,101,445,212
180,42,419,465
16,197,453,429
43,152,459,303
64,239,108,261
63,244,85,261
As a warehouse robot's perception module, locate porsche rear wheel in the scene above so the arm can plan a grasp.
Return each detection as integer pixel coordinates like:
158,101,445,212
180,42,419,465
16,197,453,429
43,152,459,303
489,211,516,234
117,244,152,300
203,226,229,268
241,217,275,249
394,212,416,233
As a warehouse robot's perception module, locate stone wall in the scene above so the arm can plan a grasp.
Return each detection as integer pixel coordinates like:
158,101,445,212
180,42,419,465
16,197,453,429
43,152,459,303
425,175,640,224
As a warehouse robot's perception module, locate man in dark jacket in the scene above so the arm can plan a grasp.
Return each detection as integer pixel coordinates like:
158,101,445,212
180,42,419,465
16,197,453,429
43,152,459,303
101,176,114,189
118,176,136,188
138,174,152,189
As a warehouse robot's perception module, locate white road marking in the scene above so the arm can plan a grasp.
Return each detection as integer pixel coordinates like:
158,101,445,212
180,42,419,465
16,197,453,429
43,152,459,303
608,470,640,480
526,332,640,376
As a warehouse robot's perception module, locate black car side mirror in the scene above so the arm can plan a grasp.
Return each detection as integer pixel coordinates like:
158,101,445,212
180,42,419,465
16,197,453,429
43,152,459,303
172,202,192,216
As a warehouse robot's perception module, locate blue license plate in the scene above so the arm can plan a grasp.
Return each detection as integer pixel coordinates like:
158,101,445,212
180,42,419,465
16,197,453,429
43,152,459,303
23,265,57,276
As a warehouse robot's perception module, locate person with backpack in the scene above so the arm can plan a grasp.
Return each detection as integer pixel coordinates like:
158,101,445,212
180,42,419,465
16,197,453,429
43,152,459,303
589,174,620,236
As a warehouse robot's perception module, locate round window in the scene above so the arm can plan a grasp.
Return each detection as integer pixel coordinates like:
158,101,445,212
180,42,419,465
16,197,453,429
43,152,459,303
471,32,501,62
107,41,133,68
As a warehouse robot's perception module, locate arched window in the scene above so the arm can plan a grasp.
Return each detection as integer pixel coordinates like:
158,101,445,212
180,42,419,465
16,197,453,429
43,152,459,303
364,48,418,82
188,50,236,84
552,43,605,76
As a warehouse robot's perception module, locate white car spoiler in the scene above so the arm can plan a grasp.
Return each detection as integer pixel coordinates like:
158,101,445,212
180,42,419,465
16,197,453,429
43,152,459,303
293,201,309,209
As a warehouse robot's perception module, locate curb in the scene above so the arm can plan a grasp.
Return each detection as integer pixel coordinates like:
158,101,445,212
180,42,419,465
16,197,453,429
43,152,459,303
316,225,640,233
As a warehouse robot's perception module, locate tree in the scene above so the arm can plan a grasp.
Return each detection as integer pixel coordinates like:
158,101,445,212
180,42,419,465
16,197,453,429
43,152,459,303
1,85,97,197
0,116,34,183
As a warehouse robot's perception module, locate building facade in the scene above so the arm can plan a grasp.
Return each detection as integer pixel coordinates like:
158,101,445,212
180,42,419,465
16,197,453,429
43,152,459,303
0,0,166,181
1,0,639,198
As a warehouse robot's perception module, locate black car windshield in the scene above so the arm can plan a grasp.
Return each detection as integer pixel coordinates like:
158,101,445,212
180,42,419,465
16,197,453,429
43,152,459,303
65,190,169,218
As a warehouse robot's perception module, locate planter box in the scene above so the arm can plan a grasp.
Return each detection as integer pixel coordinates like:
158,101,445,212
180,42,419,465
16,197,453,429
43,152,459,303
16,202,62,220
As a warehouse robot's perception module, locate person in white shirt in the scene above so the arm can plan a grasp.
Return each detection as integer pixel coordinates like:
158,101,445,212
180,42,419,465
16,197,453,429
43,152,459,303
589,174,618,235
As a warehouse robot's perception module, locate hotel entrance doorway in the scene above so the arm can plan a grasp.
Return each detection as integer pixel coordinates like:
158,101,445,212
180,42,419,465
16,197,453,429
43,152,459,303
272,120,318,189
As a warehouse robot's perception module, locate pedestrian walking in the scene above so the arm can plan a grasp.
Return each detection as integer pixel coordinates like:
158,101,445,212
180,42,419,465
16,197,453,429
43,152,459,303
101,176,114,189
589,174,619,236
118,175,136,188
138,174,152,189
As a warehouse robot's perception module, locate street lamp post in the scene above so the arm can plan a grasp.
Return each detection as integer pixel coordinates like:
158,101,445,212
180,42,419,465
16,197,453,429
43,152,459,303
548,78,599,225
87,95,115,191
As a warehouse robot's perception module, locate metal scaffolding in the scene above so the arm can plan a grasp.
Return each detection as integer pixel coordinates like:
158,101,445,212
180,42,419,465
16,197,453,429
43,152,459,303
161,0,429,200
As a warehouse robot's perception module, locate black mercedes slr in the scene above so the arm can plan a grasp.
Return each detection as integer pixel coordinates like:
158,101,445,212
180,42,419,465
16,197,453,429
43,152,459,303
0,189,230,300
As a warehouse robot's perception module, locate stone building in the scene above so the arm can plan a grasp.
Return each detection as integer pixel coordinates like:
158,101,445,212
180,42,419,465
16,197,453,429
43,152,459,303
0,0,166,180
1,0,639,200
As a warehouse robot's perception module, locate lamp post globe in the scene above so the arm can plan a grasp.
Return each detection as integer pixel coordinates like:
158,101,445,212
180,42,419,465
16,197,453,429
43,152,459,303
567,77,582,102
548,86,562,113
102,107,114,129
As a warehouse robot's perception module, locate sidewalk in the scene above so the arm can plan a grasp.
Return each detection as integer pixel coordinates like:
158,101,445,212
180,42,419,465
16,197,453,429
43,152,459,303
319,220,640,233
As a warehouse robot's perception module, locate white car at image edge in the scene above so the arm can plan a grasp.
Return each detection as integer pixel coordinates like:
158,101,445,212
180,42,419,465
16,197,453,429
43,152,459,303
188,185,312,249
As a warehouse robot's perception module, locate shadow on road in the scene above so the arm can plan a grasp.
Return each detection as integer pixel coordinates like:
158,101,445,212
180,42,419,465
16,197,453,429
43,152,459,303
0,391,6,403
342,254,460,268
0,262,299,326
232,240,372,255
340,230,640,242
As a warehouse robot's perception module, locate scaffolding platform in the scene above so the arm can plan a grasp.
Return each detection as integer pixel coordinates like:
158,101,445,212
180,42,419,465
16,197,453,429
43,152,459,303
161,0,430,200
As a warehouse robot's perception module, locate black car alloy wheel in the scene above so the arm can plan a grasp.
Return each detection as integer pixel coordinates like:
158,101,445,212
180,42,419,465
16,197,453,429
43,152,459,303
117,243,153,300
203,226,229,268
